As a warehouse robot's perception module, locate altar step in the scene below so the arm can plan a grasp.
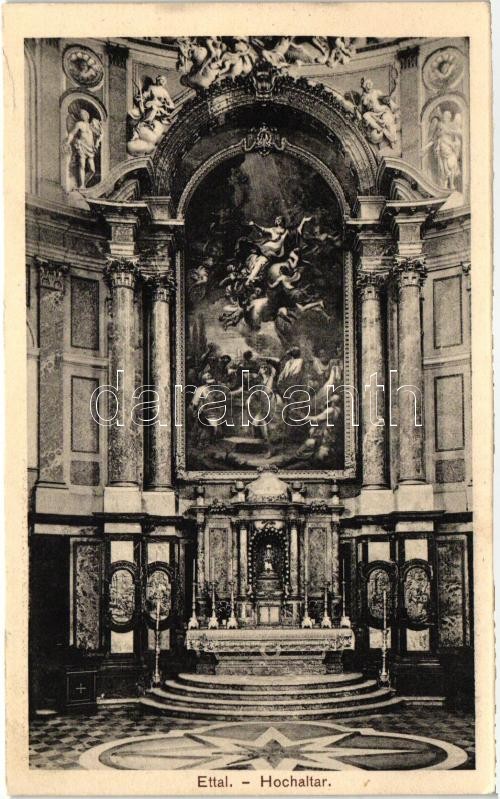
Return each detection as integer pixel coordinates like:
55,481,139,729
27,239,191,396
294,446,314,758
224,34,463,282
140,672,402,720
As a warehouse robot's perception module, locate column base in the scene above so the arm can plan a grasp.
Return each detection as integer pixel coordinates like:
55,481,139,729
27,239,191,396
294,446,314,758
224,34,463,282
356,488,394,516
395,482,434,513
142,489,176,516
34,482,69,514
104,485,141,514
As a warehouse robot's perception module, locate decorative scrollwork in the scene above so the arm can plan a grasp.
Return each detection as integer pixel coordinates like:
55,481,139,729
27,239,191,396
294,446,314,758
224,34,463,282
242,123,286,157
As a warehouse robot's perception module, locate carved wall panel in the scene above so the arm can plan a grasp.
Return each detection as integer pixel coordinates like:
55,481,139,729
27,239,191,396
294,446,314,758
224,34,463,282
74,542,102,650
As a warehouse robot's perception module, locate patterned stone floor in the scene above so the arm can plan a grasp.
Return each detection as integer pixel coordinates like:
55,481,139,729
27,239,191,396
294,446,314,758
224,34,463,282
29,705,475,770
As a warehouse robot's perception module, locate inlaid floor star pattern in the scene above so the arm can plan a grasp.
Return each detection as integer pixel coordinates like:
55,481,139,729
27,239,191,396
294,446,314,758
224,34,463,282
81,722,468,771
29,706,475,770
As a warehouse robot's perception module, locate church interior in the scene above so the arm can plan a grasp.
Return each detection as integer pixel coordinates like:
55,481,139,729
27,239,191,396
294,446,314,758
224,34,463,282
26,35,474,771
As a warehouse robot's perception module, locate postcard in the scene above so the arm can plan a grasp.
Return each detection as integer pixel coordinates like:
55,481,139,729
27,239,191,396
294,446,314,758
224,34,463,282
3,2,494,794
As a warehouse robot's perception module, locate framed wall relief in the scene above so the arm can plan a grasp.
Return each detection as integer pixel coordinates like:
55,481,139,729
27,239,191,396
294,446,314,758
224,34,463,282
402,560,433,629
175,144,355,481
145,564,173,629
107,562,137,631
363,561,397,629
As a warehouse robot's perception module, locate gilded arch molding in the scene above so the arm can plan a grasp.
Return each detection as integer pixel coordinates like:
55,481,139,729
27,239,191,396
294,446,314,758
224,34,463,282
152,77,379,204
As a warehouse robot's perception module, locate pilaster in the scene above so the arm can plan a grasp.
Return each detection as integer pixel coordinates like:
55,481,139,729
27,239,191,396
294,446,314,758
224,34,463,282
36,257,69,489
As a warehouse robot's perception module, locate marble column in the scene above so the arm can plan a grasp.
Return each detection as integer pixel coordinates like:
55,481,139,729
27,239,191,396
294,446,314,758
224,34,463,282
36,258,69,486
148,272,175,489
239,522,248,597
289,520,299,596
392,257,427,483
357,272,387,488
104,258,139,486
330,520,340,609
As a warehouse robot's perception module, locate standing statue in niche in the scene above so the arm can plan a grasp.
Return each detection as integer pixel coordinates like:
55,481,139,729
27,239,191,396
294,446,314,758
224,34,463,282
263,544,275,575
63,108,102,190
127,74,176,156
423,107,462,191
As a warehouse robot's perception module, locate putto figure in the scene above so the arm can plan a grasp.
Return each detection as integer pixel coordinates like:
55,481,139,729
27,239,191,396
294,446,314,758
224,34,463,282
63,108,102,189
175,36,354,91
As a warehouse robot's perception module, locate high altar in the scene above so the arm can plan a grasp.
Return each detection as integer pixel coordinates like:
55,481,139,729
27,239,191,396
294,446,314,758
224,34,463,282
184,470,354,674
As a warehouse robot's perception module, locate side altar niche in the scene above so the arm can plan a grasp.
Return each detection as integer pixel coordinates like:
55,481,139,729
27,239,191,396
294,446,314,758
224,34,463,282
186,470,354,675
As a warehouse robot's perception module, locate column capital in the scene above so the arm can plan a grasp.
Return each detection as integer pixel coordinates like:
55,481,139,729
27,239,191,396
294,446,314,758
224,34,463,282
105,41,129,68
356,270,386,299
104,257,140,290
391,256,427,288
36,257,69,297
148,271,176,302
397,44,420,70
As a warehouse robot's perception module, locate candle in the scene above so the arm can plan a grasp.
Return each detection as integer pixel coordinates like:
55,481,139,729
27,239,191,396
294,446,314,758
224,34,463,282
382,589,387,629
156,596,161,628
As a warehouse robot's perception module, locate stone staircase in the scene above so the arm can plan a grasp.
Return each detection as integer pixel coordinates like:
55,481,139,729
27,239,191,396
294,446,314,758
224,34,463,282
140,672,402,721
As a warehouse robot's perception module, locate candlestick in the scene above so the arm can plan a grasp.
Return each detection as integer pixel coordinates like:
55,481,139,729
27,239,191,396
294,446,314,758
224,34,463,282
340,558,352,628
188,577,199,630
301,581,313,629
152,593,162,687
208,580,219,629
227,580,238,629
379,588,390,687
321,581,332,628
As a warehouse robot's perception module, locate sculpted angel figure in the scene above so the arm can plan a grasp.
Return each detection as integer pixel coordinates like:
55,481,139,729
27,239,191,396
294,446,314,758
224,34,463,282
127,74,175,155
422,108,462,190
63,108,102,189
355,77,399,148
132,75,175,128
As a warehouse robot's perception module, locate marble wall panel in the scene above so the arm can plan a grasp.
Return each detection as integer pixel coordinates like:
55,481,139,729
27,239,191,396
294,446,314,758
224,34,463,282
308,527,327,594
209,527,230,594
436,458,465,484
433,275,463,348
436,538,466,648
74,542,101,650
434,374,465,451
70,460,100,486
71,276,99,350
71,376,99,453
